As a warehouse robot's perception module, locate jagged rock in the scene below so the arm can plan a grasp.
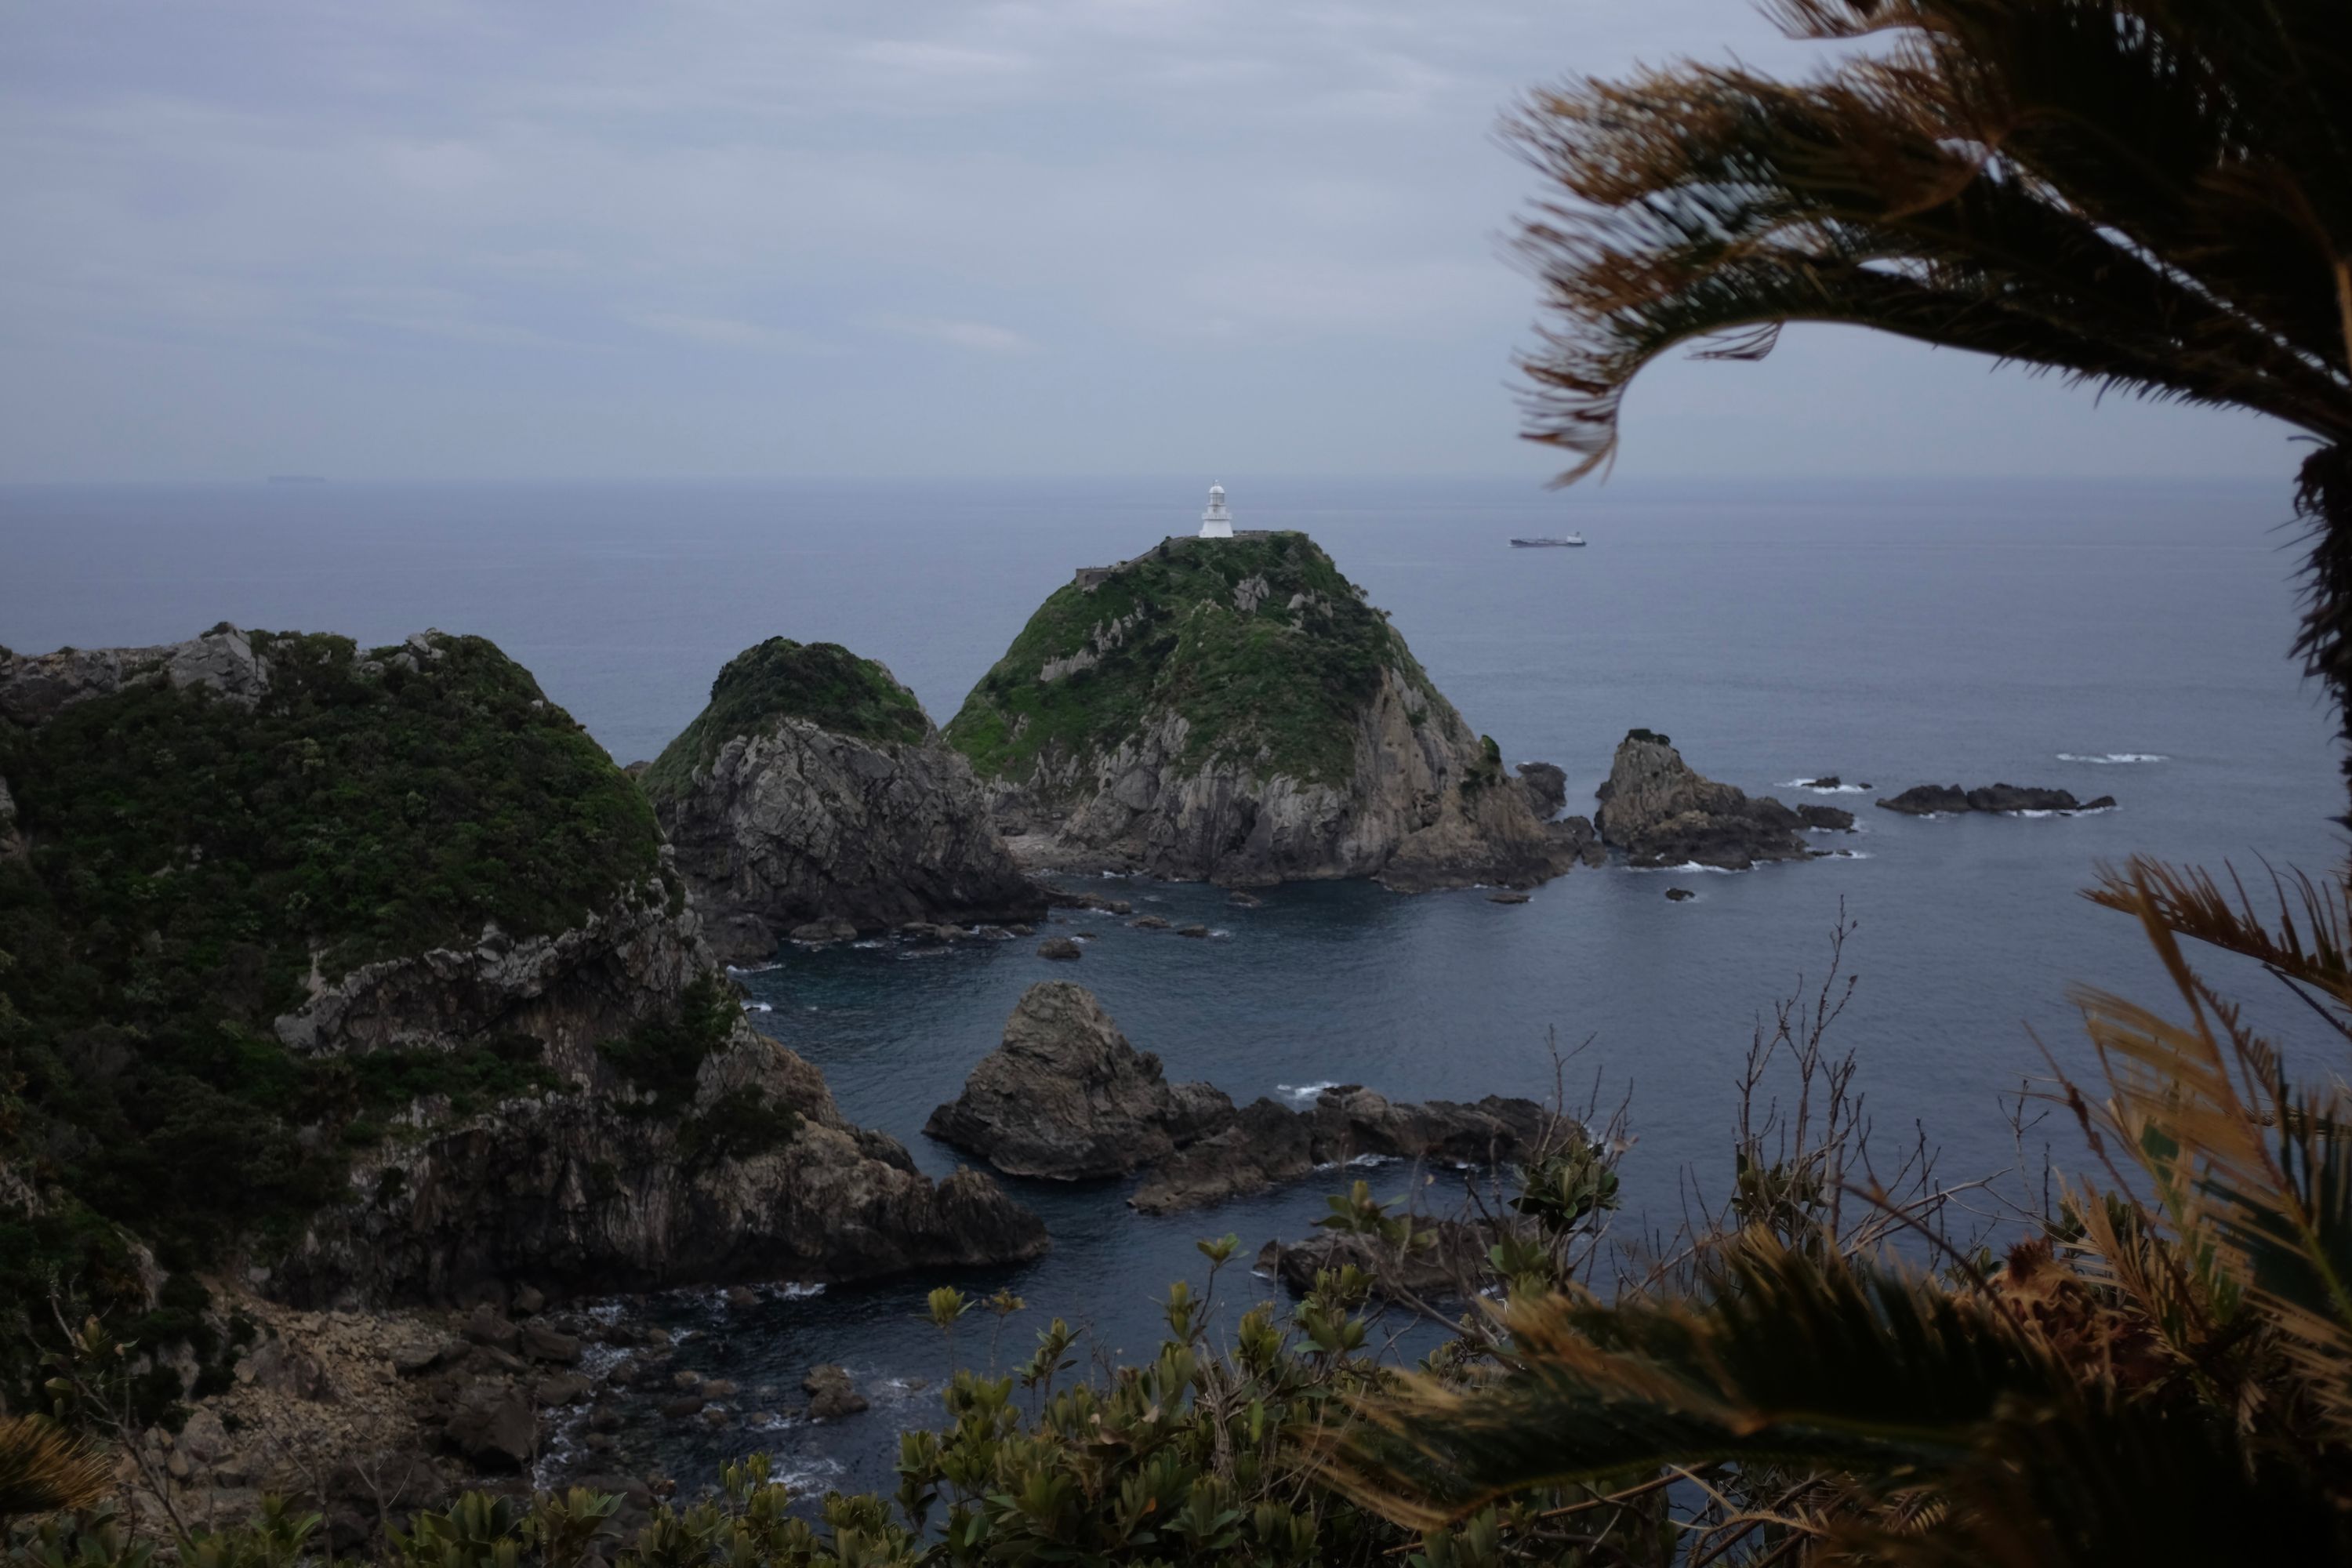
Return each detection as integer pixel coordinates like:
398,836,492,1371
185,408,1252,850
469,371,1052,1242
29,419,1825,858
802,1365,869,1420
789,917,858,944
1515,761,1568,818
1130,1086,1553,1215
463,1308,522,1354
1665,887,1697,902
948,533,1592,892
519,1323,579,1363
1257,1221,1493,1301
1177,924,1210,938
510,1285,546,1316
1131,914,1171,930
1795,804,1857,832
925,983,1232,1179
1037,937,1083,961
1877,783,2116,815
0,623,275,725
284,1025,1049,1301
1592,730,1813,870
1799,775,1841,789
444,1381,536,1470
644,639,1045,964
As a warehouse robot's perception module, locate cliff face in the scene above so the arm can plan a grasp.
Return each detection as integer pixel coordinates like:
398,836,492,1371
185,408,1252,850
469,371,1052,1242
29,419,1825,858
0,626,1043,1319
644,639,1042,963
945,533,1594,887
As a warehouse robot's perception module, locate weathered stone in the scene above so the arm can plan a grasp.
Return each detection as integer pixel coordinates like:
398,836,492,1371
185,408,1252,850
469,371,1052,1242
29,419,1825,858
462,1308,521,1355
1487,891,1530,904
0,624,275,727
925,983,1232,1179
802,1365,869,1420
534,1373,592,1406
1592,730,1813,870
444,1382,536,1470
645,642,1045,965
1130,914,1171,930
1176,924,1210,938
518,1323,579,1364
1665,887,1697,902
1036,937,1083,961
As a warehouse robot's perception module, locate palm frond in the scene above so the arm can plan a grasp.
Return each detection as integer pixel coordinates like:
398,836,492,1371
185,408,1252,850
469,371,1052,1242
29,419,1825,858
0,1415,112,1523
1316,1236,2064,1530
2074,869,2352,1439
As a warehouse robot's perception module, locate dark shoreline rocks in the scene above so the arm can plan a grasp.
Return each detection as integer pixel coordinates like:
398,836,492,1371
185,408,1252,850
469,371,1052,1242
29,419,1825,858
1593,730,1848,870
1876,783,2115,816
1131,1086,1554,1214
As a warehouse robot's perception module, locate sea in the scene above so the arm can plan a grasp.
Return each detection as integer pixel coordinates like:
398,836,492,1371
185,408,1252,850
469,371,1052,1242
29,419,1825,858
2,473,2341,1496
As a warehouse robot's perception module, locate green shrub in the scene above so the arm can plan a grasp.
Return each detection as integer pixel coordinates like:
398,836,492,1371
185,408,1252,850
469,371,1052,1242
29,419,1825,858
642,641,930,800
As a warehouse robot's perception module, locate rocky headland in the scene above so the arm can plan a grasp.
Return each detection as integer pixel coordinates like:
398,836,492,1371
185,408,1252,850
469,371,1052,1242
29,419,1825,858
927,982,1555,1210
1876,782,2116,815
942,532,1598,890
0,627,1044,1378
1593,729,1853,869
641,637,1044,963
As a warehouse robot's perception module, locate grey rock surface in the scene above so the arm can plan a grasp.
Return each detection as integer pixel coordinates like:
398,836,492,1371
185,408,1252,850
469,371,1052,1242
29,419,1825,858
924,982,1232,1179
0,623,275,725
1592,730,1813,870
649,670,1044,965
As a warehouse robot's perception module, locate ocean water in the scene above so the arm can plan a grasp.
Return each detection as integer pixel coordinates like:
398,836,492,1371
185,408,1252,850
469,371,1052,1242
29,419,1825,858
2,474,2341,1494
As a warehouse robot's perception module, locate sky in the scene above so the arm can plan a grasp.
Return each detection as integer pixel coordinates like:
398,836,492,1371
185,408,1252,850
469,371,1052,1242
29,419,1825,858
0,0,2307,485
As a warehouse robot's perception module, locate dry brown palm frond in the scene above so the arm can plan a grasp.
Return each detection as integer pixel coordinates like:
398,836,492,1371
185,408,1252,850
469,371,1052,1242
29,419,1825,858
2073,869,2352,1439
2085,854,2352,1026
0,1414,112,1523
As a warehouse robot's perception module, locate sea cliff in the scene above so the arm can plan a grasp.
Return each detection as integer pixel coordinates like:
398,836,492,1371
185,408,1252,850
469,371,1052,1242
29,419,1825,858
944,532,1595,887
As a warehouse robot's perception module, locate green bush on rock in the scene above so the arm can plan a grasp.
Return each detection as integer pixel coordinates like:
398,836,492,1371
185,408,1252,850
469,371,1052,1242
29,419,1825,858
642,640,931,801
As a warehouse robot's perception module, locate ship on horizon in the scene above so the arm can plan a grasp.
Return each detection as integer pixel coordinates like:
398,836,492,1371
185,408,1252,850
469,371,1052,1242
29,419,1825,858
1510,532,1585,547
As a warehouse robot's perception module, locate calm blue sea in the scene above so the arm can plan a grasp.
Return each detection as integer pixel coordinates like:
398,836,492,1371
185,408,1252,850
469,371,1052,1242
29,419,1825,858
2,474,2339,1494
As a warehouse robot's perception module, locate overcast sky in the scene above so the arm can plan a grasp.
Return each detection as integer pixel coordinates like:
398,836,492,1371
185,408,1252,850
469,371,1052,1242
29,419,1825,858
0,1,2304,484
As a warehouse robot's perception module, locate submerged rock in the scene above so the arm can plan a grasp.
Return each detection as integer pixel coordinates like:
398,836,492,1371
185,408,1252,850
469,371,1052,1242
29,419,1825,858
1036,936,1083,960
945,532,1592,891
1592,730,1814,870
924,982,1233,1179
644,638,1045,965
1665,887,1697,902
1130,1085,1554,1215
802,1365,869,1420
1877,783,2116,815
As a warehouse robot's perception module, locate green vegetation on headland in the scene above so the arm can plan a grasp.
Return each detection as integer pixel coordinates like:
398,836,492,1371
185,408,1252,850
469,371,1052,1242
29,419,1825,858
946,532,1437,792
642,639,931,800
0,631,729,1411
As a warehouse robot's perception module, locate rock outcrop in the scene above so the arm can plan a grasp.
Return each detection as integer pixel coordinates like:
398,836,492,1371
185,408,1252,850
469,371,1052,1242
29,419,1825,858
1593,730,1848,869
945,532,1596,889
1130,1087,1553,1214
644,639,1044,964
0,622,276,724
924,982,1232,1178
1877,783,2116,815
0,626,1046,1318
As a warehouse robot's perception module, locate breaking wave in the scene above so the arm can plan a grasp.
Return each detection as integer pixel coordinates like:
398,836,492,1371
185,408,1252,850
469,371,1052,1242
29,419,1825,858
1277,1080,1341,1107
2056,752,2166,764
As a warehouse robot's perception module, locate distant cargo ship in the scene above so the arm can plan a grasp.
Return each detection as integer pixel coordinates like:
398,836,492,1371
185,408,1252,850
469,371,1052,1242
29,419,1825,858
1510,533,1585,547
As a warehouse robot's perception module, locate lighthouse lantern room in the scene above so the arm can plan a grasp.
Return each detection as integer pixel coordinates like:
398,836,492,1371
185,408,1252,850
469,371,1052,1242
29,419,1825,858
1198,483,1234,539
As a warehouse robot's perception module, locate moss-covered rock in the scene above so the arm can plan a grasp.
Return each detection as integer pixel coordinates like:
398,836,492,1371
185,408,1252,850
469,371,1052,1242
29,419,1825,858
0,627,1042,1380
644,640,1042,962
946,532,1597,887
642,639,927,799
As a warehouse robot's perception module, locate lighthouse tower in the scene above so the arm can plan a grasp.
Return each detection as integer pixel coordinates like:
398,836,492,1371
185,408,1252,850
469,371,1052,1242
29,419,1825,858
1198,483,1234,539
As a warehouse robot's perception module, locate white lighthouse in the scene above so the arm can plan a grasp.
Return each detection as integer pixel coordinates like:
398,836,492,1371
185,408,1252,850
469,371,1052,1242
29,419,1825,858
1198,483,1233,539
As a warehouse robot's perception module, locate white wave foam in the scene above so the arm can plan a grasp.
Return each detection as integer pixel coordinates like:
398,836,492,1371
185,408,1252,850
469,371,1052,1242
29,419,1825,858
726,961,783,975
1779,779,1868,794
2056,752,2165,764
1278,1080,1341,1107
1627,861,1744,875
741,1001,774,1014
852,938,884,949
